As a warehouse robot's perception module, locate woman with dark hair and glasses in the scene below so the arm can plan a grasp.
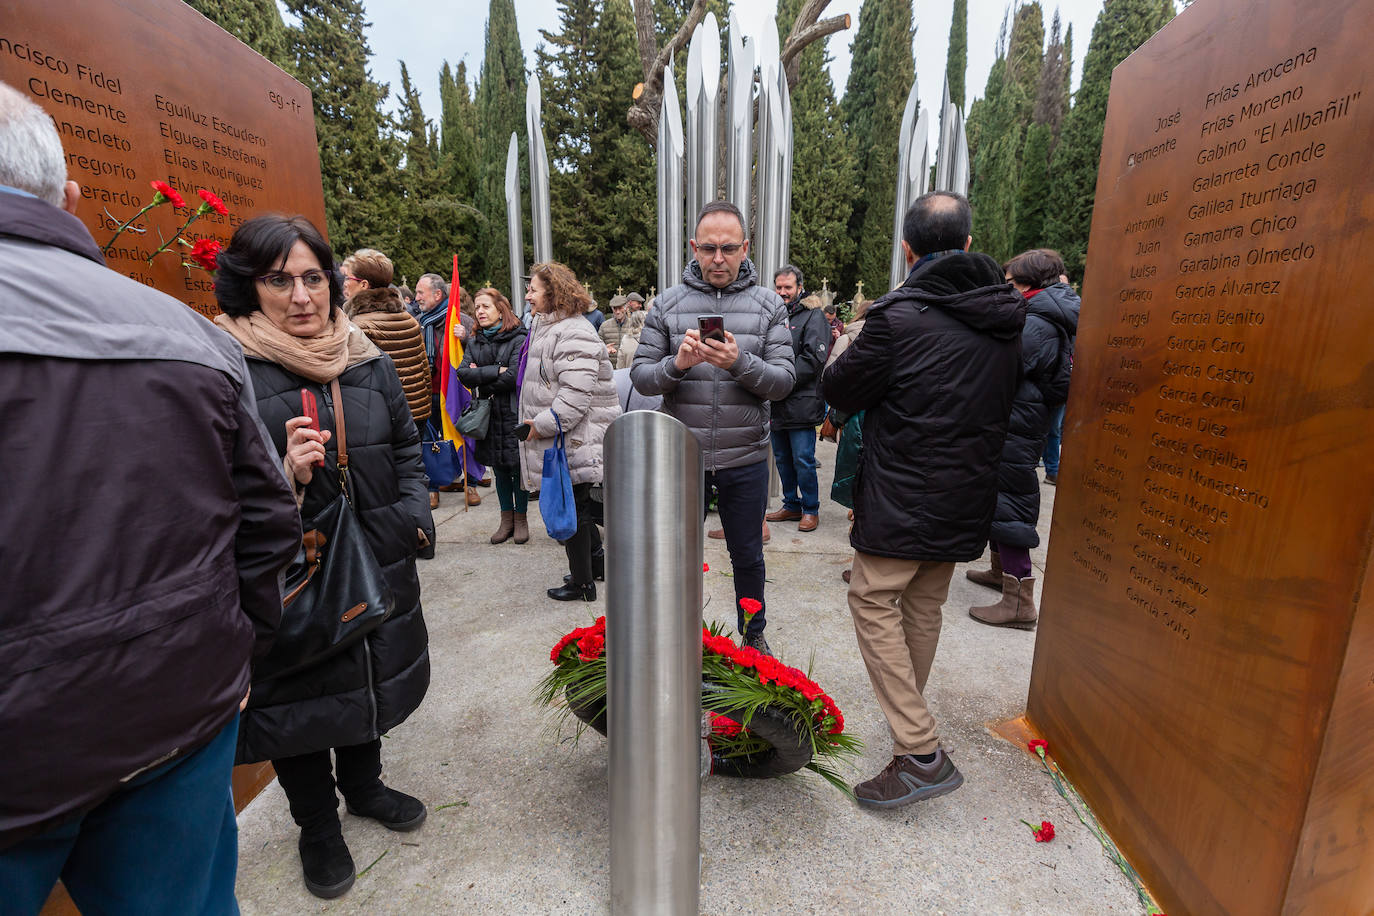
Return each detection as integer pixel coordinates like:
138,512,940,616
213,215,433,900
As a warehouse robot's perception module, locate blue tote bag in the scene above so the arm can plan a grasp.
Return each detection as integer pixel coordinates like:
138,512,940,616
539,412,578,541
421,418,462,489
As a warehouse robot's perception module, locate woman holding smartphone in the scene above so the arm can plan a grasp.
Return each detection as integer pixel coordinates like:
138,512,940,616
517,261,621,600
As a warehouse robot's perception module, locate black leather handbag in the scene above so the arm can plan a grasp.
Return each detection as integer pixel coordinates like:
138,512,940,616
255,379,394,682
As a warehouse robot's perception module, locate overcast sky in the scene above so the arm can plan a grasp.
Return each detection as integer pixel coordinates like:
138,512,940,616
363,0,1105,148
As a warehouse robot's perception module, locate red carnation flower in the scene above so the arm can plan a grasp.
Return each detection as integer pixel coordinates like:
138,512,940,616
576,631,605,662
187,237,221,271
1030,820,1055,842
149,180,185,208
703,562,709,572
197,188,228,216
710,714,743,737
739,597,762,616
1028,739,1049,756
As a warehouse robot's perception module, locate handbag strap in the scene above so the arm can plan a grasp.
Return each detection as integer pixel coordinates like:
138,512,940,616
329,378,348,468
550,409,564,448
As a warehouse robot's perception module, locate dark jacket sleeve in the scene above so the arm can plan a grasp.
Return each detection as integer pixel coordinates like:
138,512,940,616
231,365,304,659
822,304,893,414
384,365,435,557
793,308,830,391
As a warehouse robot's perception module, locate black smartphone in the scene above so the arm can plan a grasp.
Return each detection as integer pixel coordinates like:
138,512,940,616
698,314,725,342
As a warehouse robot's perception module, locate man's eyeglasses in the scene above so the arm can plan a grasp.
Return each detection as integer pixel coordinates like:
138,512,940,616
695,243,744,256
257,270,332,293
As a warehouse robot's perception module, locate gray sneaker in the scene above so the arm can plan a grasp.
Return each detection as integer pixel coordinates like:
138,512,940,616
743,632,772,656
854,749,964,809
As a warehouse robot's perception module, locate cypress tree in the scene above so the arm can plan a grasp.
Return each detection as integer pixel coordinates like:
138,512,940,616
285,0,400,257
840,0,883,294
538,0,656,299
474,0,528,289
778,0,857,289
1012,11,1068,252
1043,0,1174,278
946,0,968,111
184,0,291,69
392,63,448,282
842,0,912,296
438,61,482,283
968,2,1043,261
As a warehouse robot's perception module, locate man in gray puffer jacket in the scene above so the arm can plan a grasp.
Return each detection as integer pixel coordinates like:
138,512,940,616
632,201,795,653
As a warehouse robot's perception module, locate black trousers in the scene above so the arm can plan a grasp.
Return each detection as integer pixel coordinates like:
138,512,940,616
563,482,603,586
272,739,383,839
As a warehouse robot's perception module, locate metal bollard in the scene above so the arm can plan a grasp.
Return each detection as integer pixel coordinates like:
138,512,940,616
604,410,703,915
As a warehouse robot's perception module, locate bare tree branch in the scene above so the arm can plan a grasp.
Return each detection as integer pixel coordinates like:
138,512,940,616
628,0,707,147
781,14,851,88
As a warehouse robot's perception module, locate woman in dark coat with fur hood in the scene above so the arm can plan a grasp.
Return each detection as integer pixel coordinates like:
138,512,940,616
213,216,432,901
456,287,530,544
967,248,1078,630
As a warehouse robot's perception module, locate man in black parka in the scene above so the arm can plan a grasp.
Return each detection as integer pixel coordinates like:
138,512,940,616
822,191,1025,810
766,265,830,531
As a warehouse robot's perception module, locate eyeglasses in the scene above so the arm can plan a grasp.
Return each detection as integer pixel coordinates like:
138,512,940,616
695,242,745,257
257,270,332,293
341,273,360,284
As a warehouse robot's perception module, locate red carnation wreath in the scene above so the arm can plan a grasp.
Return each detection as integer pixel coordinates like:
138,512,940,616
537,614,862,792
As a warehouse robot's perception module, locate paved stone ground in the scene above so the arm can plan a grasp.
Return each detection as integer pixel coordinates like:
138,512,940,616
235,438,1144,915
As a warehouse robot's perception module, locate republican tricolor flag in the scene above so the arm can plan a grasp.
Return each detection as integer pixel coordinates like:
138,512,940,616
437,255,485,482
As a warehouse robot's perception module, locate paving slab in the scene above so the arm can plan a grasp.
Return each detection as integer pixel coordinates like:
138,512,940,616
236,438,1142,914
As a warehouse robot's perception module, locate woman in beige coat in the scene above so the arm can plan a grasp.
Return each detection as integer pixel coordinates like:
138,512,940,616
517,261,621,601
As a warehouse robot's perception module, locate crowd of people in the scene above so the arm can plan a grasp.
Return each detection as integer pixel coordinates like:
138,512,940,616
0,77,1078,910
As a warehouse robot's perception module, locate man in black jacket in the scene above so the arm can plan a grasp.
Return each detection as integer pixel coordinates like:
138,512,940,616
0,82,301,912
766,265,830,531
822,191,1025,809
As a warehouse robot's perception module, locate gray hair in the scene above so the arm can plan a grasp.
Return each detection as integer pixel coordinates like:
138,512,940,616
418,272,448,297
0,81,67,207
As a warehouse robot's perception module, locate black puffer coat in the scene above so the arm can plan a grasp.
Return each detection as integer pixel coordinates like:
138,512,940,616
456,324,527,471
771,294,831,429
990,282,1079,548
822,252,1026,562
236,353,433,763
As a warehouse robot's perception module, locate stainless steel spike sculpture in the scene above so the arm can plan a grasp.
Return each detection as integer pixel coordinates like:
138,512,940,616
657,58,685,296
726,13,754,229
778,63,793,271
685,13,721,234
934,78,955,192
890,76,929,289
526,76,553,266
753,13,785,284
950,109,970,196
504,133,525,309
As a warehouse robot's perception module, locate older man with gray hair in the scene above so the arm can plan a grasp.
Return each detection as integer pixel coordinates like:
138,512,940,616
0,80,301,912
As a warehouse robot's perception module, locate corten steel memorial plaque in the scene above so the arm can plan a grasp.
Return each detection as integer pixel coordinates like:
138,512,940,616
1026,1,1374,914
2,0,326,318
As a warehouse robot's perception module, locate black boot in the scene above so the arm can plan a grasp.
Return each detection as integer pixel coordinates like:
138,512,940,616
344,785,427,832
299,830,355,899
548,581,596,601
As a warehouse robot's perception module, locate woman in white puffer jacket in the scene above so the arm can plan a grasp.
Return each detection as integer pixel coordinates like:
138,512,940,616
517,261,622,601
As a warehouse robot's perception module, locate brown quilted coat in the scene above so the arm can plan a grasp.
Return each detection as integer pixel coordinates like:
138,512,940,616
347,287,431,422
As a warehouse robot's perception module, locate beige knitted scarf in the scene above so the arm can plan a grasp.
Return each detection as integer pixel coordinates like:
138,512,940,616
215,311,380,383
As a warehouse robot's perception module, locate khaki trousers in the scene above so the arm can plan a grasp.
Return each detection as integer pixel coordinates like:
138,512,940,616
848,551,956,756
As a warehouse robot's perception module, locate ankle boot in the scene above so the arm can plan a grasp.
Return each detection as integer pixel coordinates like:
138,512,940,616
965,550,1004,589
466,487,482,507
969,573,1038,629
491,510,515,544
299,830,355,899
512,512,529,543
344,785,427,832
